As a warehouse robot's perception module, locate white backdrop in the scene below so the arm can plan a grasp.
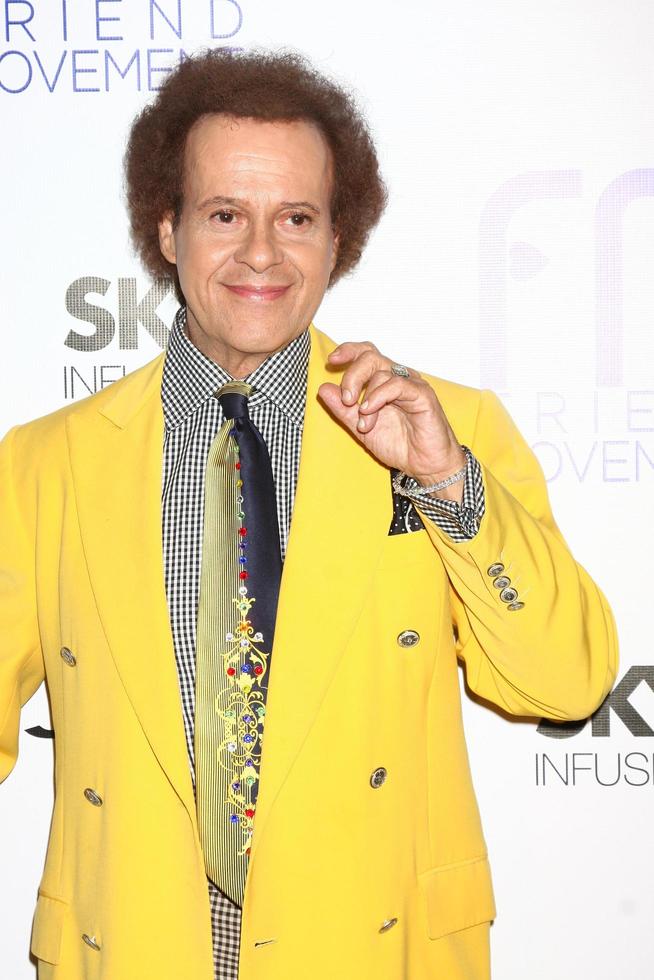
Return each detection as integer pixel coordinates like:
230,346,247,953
2,1,653,977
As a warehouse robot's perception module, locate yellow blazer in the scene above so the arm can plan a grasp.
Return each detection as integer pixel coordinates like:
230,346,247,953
0,324,617,980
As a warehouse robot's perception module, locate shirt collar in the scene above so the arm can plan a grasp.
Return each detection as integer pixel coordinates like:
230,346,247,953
162,306,310,431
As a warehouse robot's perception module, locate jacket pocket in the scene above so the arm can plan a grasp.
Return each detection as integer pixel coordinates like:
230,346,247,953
30,892,68,964
418,854,496,940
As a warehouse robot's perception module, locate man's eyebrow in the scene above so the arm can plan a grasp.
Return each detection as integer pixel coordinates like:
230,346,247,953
197,195,241,210
197,195,321,215
281,200,321,215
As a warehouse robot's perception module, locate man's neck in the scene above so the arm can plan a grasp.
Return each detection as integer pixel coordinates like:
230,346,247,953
184,310,302,379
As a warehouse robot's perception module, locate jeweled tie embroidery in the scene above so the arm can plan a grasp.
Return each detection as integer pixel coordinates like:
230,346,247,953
217,429,269,857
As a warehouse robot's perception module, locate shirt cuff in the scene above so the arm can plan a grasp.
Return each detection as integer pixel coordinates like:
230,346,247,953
399,446,485,541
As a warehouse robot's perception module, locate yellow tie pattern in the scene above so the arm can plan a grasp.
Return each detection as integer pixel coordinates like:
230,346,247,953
194,381,269,908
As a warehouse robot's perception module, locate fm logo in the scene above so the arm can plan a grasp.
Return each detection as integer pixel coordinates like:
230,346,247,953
538,666,654,738
64,276,173,351
480,168,654,389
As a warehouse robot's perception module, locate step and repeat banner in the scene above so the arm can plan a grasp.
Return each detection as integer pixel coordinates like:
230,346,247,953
1,2,652,977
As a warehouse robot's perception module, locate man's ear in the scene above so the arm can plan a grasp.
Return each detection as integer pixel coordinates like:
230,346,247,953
158,212,177,265
330,231,340,273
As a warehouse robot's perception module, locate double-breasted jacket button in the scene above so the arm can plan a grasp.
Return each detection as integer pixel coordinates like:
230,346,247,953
82,934,101,951
508,601,525,611
84,788,103,806
370,767,387,789
397,630,420,648
500,586,519,604
492,575,511,590
60,646,77,667
487,562,504,576
379,917,398,933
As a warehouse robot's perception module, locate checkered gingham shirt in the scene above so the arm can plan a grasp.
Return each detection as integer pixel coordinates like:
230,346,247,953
160,306,485,980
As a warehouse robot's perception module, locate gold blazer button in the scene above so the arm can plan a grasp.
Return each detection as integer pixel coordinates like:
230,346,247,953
397,630,420,648
60,646,77,667
84,788,103,806
487,562,504,576
370,767,388,788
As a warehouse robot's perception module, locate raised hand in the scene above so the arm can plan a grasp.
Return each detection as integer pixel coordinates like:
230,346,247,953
317,341,466,502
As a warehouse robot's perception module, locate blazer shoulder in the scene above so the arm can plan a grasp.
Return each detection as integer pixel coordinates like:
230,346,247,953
4,351,166,457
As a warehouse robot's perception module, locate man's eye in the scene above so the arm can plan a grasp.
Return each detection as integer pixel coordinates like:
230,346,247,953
288,212,311,226
214,210,235,223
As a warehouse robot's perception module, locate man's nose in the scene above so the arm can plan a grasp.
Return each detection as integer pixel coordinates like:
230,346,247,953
234,218,284,273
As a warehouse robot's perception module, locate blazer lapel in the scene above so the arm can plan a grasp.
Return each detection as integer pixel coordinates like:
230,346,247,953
247,325,390,867
66,353,197,828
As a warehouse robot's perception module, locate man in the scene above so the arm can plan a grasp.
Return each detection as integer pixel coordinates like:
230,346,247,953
0,48,617,980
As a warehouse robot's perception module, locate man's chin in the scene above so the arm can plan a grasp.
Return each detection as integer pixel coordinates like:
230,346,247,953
222,316,308,355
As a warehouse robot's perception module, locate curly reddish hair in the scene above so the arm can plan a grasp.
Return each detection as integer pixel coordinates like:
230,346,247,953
124,47,388,296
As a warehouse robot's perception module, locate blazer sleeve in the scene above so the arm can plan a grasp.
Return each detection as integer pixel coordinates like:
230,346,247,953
416,388,618,721
0,425,44,783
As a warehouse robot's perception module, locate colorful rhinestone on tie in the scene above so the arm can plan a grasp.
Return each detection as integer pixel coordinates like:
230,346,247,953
215,430,271,859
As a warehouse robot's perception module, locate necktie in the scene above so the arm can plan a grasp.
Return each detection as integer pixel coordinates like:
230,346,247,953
194,381,282,907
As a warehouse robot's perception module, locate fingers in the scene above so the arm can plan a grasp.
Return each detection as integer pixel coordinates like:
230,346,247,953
327,340,378,365
357,375,422,433
328,342,420,408
360,375,422,414
330,346,384,406
317,382,366,439
318,374,428,439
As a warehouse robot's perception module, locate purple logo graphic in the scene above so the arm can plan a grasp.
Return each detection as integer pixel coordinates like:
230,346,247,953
595,169,654,386
480,169,654,389
479,170,582,390
0,0,244,93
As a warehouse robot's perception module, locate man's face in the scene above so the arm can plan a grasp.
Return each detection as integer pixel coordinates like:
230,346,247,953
158,113,339,375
